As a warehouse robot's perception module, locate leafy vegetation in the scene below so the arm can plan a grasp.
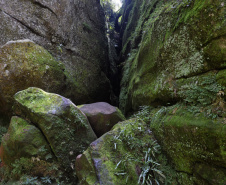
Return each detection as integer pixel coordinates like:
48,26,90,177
177,75,225,119
0,157,69,184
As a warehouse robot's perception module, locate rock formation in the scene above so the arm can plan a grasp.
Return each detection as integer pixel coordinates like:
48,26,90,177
119,0,226,113
79,102,125,137
0,0,111,114
12,87,97,174
75,119,160,185
0,0,225,184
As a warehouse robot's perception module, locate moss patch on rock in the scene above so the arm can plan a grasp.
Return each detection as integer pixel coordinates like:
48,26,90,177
13,87,97,174
0,40,67,117
75,118,177,185
149,104,226,183
119,0,226,113
0,116,53,166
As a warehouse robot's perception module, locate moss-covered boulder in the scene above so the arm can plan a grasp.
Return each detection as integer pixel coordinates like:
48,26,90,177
75,119,167,185
0,116,53,166
0,0,111,106
119,0,226,113
79,102,126,137
0,40,69,117
150,104,226,184
13,87,97,173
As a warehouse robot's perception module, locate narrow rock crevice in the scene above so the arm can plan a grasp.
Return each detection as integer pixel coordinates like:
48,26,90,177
33,1,58,18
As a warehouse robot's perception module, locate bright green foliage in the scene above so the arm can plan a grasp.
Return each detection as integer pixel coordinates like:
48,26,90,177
76,118,171,185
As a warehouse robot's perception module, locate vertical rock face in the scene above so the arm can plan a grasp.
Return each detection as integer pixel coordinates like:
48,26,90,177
119,0,226,113
0,0,110,107
117,0,226,184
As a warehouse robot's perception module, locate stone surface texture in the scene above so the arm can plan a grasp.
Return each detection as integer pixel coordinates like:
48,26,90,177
0,116,53,166
119,0,226,113
79,102,125,137
13,87,97,172
0,0,111,111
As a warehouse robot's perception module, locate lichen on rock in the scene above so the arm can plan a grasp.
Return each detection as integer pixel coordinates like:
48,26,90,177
119,0,226,113
0,40,68,118
0,116,53,166
13,87,97,173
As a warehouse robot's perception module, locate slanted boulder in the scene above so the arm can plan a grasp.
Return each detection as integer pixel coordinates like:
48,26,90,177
0,116,53,166
13,87,97,172
75,119,165,185
79,102,125,137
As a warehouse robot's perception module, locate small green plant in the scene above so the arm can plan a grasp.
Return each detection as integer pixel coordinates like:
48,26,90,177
0,157,64,184
20,176,39,185
177,75,225,119
82,23,91,32
138,141,165,185
132,105,152,123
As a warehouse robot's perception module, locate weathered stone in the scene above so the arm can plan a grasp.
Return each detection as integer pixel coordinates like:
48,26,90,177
0,0,111,109
150,104,226,184
79,102,125,137
13,87,97,172
119,0,226,113
0,116,53,166
75,119,162,185
0,40,68,117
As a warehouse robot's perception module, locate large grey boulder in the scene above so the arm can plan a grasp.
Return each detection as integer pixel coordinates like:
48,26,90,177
0,0,110,107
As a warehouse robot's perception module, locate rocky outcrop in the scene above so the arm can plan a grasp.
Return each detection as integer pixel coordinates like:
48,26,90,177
117,0,226,184
0,0,111,109
12,87,97,173
0,116,53,166
79,102,125,137
75,119,166,185
119,0,226,113
150,104,226,184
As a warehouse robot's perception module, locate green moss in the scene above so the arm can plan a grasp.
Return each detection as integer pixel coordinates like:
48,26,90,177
1,116,52,166
13,87,96,175
217,69,226,88
150,104,226,175
119,0,226,112
76,118,168,184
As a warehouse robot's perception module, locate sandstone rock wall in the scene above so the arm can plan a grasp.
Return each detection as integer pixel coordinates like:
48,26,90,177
119,0,226,113
118,0,226,184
